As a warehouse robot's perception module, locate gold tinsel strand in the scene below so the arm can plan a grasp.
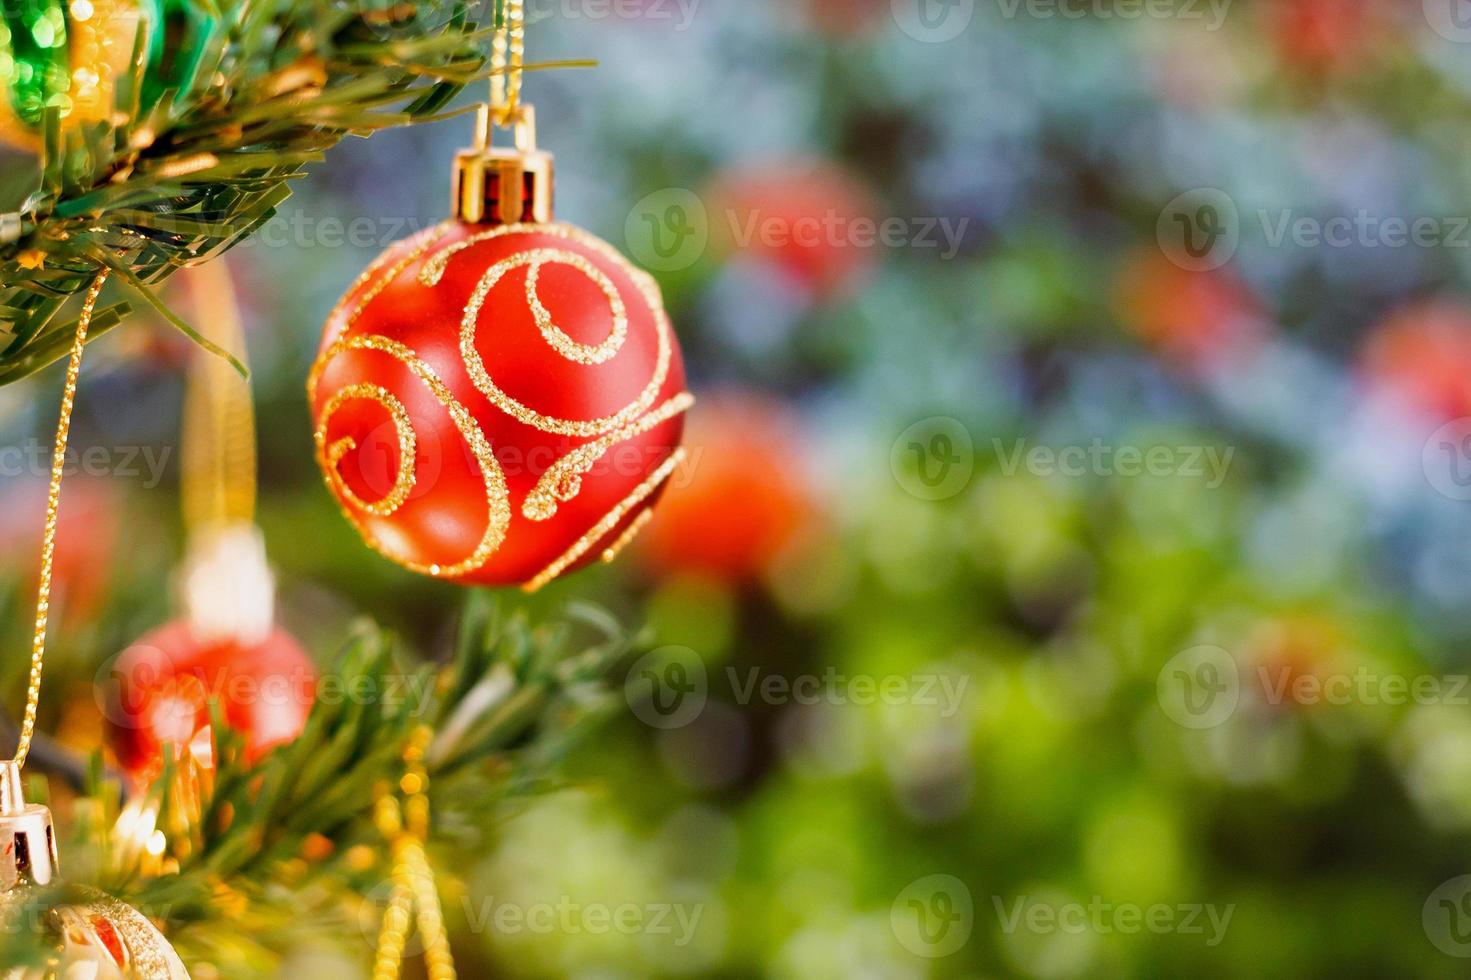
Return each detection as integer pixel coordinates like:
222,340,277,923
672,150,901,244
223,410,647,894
372,727,456,980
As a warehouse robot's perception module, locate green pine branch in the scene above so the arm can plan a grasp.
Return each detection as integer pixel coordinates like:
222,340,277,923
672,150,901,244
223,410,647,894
0,595,636,975
0,0,501,387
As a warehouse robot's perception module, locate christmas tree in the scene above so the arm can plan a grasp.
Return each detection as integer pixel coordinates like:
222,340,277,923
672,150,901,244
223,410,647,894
5,1,1471,978
0,1,650,976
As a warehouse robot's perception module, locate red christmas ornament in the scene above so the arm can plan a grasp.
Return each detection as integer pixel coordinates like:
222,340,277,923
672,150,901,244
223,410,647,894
1114,248,1268,373
1264,0,1394,76
1359,300,1471,424
0,475,120,627
105,620,316,775
706,162,877,301
639,392,813,585
800,0,888,38
310,113,690,590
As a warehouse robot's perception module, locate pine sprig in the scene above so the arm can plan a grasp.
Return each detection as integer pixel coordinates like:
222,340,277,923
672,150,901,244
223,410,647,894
0,597,633,973
110,596,632,937
0,0,498,386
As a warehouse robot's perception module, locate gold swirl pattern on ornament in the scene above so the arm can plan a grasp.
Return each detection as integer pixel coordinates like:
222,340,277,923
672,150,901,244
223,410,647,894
78,892,180,979
325,224,449,333
524,448,686,593
601,509,654,564
418,223,674,438
311,223,451,401
309,335,511,579
524,252,628,364
315,383,417,517
522,391,694,521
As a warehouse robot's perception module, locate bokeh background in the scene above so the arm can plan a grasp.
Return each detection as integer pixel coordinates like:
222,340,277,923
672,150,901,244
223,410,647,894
10,0,1471,976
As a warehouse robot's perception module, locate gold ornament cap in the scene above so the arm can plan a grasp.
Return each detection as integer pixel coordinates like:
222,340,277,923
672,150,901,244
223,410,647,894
0,761,59,892
453,106,554,226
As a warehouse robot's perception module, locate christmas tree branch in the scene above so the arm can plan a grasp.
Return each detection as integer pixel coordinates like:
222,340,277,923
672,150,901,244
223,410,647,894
0,596,633,973
90,596,635,967
0,0,503,387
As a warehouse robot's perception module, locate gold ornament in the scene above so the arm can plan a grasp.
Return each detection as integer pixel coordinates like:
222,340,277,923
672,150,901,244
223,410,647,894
0,764,190,980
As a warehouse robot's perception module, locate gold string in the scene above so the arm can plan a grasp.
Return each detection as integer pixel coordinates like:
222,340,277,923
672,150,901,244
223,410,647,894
13,270,108,769
372,727,456,980
489,0,524,127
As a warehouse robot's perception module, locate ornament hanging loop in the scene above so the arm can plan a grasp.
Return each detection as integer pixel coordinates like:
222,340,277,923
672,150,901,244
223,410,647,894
474,101,537,155
454,104,554,226
452,0,550,226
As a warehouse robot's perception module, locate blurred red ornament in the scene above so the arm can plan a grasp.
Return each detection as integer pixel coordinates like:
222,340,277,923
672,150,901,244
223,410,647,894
310,222,691,591
1264,0,1396,75
1114,249,1267,372
707,163,877,301
1359,300,1471,424
0,476,120,625
105,620,316,775
639,393,814,584
801,0,888,37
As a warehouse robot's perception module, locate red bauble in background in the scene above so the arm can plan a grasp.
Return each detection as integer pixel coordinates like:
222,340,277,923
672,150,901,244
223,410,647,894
0,476,120,626
706,163,877,301
1246,614,1345,712
1114,249,1268,373
105,620,316,775
638,392,813,585
1359,299,1471,424
1264,0,1396,76
800,0,887,37
309,221,691,590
